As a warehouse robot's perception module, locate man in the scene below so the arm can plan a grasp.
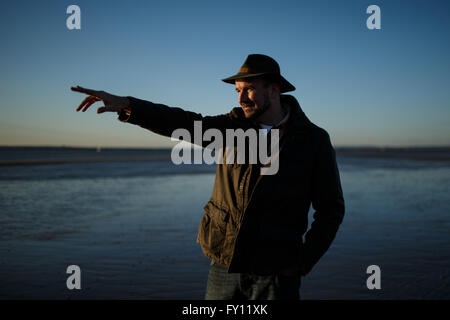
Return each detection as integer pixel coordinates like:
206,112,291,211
71,54,345,300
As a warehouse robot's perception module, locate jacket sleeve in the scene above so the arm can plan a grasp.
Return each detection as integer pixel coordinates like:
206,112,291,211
300,130,345,276
117,96,234,146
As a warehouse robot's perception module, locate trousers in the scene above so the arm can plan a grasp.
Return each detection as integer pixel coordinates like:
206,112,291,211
205,261,301,300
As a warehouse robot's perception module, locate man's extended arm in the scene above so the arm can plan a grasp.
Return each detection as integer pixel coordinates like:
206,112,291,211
116,96,233,140
71,86,234,143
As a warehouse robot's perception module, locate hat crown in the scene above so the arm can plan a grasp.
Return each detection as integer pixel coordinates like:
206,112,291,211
222,53,295,93
239,54,280,75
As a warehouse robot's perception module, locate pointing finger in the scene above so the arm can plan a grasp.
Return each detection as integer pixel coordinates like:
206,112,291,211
71,86,107,99
71,85,97,95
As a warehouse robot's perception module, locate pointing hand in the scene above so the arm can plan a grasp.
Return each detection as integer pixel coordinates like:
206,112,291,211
71,85,130,114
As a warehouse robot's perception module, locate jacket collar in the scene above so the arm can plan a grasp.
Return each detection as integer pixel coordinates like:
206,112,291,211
280,94,313,133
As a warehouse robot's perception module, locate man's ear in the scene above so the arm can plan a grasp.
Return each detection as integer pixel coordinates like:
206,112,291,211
270,82,281,98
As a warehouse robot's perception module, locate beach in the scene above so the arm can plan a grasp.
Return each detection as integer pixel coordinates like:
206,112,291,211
1,147,449,299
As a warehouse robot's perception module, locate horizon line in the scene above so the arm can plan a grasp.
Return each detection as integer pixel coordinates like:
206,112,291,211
1,144,450,150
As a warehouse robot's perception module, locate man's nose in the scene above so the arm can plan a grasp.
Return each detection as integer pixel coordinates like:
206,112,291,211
239,91,249,105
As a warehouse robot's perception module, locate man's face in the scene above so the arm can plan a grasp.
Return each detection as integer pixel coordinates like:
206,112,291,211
235,77,271,120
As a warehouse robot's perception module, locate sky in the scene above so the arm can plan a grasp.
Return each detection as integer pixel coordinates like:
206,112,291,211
0,0,449,148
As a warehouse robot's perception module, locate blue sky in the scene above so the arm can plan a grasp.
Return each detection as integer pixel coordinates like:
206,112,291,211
0,0,449,148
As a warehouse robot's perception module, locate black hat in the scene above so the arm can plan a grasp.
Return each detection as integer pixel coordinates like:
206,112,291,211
222,54,295,93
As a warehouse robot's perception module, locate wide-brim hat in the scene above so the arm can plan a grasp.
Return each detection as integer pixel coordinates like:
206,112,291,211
222,54,295,93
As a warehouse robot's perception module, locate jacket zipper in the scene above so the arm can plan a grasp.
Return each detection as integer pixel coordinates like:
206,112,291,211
229,128,293,269
240,127,292,222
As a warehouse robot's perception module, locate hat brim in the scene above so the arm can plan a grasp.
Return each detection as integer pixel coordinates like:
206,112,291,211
222,73,295,93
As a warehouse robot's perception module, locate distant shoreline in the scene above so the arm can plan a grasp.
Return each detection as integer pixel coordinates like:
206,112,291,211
1,145,450,151
0,145,449,167
0,156,172,167
335,147,450,162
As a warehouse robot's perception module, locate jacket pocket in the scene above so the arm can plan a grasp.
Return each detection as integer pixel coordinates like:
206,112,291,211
197,200,230,256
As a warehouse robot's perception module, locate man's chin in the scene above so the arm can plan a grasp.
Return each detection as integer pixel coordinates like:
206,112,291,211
243,111,254,119
243,108,258,119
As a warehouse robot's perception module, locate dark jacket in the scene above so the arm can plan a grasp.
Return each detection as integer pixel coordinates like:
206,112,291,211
117,94,345,276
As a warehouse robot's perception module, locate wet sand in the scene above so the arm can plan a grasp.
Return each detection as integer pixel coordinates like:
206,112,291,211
1,147,449,299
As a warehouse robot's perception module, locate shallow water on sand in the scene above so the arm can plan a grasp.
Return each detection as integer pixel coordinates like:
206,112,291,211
1,150,449,299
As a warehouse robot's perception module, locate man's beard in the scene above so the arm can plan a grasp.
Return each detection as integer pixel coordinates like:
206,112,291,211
242,95,270,120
